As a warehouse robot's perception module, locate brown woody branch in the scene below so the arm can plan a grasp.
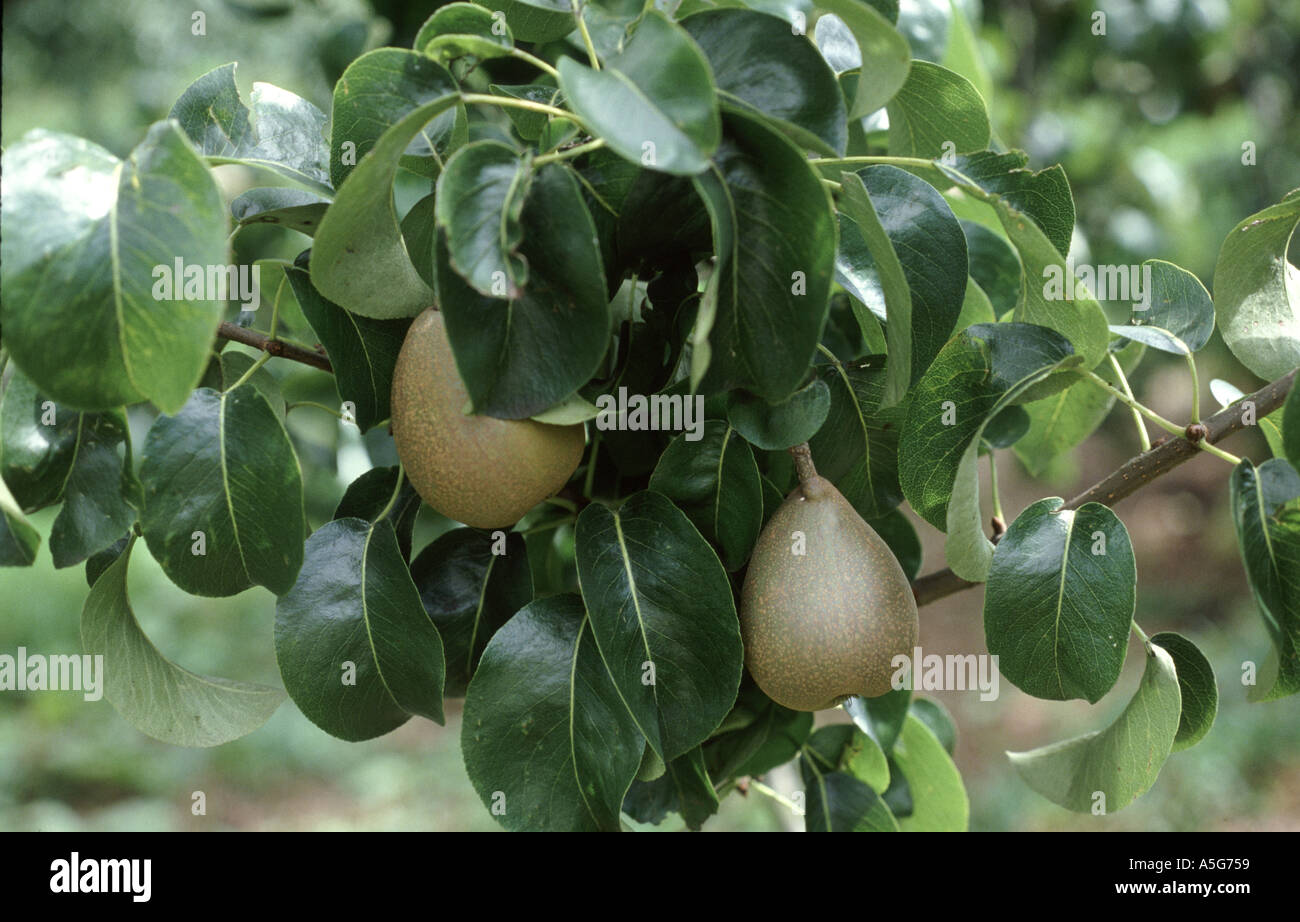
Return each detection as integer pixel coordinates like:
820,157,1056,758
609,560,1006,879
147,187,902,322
217,321,332,373
910,367,1298,608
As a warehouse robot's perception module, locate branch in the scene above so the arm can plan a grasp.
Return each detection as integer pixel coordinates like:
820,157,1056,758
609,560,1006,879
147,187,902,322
910,367,1297,608
217,322,332,373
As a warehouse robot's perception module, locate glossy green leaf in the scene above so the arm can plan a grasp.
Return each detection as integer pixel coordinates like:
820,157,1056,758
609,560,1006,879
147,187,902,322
574,491,744,760
682,9,847,157
488,84,565,142
410,527,532,697
1213,189,1300,380
558,11,720,175
436,164,610,418
1014,340,1144,477
276,517,446,740
82,538,285,746
231,188,330,236
837,166,968,402
665,747,721,830
910,697,956,755
866,507,922,581
435,141,533,298
899,322,1078,540
285,261,411,431
941,0,991,103
844,686,910,753
726,378,831,451
417,2,514,63
891,713,968,830
329,48,465,189
332,465,421,563
311,51,459,318
1009,643,1181,813
694,110,836,403
216,351,285,420
477,0,574,43
801,730,898,831
984,497,1136,702
1284,384,1300,469
961,219,1022,317
139,386,305,597
0,125,228,413
648,421,763,571
941,151,1075,258
168,63,330,192
48,409,137,569
1230,458,1300,701
1,368,85,511
815,0,911,118
462,594,643,831
809,355,905,519
1108,259,1214,355
1150,632,1217,752
886,61,990,158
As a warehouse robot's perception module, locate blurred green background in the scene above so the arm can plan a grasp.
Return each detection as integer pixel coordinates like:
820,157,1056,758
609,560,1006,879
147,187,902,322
2,0,1298,832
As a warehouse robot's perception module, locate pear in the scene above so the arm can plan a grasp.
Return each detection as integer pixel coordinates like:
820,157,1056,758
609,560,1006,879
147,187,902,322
390,308,585,528
740,475,918,711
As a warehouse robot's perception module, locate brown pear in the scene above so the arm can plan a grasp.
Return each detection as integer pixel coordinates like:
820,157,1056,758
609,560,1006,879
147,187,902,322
390,308,585,528
740,475,918,710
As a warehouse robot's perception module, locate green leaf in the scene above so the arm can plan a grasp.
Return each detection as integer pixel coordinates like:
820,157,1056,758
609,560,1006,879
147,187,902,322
941,151,1075,258
332,466,421,563
329,48,465,189
941,0,991,103
1108,259,1214,355
809,355,905,519
416,2,514,63
81,538,285,746
216,351,285,420
1013,340,1144,477
1213,189,1300,380
866,507,922,581
558,11,720,175
0,125,229,413
410,527,532,697
1009,643,1181,813
648,421,763,571
815,0,911,119
436,164,610,418
890,713,968,830
488,84,565,142
694,110,836,403
1,367,85,511
910,697,956,755
665,747,721,830
435,141,533,298
285,260,412,432
231,188,330,236
886,61,990,158
844,686,910,752
574,491,744,760
311,51,460,318
1150,632,1217,752
1230,458,1300,701
139,387,305,597
961,219,1022,317
837,166,968,401
899,322,1078,550
276,517,446,740
725,378,831,451
401,192,437,288
0,477,40,567
48,410,137,569
682,8,847,157
984,497,1136,702
476,0,574,43
168,63,330,192
801,730,898,831
462,594,643,831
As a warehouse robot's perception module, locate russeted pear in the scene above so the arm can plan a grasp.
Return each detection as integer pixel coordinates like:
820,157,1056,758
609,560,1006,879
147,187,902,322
390,308,585,528
740,475,918,711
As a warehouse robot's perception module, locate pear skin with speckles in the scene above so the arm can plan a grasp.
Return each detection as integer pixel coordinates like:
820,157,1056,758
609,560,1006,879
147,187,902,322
740,475,918,710
391,308,585,528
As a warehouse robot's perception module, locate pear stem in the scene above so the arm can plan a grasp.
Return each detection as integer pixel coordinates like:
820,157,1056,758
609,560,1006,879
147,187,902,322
789,442,818,484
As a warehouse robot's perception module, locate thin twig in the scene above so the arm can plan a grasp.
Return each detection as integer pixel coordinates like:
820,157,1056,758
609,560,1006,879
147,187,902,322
910,367,1297,608
217,321,332,373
